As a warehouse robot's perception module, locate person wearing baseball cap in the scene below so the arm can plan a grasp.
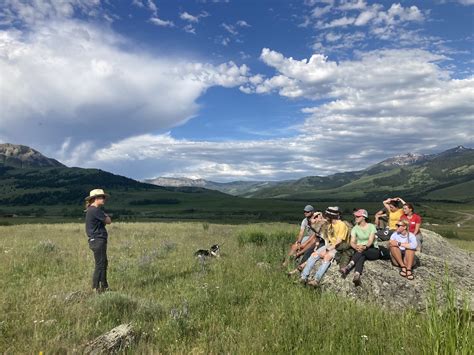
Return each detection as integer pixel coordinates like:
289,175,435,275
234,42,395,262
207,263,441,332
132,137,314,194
340,209,379,286
282,204,317,267
85,189,112,293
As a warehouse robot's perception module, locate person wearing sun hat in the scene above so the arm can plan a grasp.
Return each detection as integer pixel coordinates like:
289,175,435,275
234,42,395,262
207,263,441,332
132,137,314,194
85,189,112,293
300,206,350,286
340,209,379,286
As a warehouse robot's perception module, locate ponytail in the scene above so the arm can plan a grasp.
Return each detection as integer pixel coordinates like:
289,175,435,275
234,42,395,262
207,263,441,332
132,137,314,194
84,198,95,212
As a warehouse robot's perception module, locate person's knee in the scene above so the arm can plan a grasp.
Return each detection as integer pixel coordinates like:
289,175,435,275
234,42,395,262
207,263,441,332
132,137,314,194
323,254,332,262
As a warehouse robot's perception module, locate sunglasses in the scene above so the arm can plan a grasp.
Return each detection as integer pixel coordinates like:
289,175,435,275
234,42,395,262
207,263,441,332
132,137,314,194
304,211,312,213
396,224,405,227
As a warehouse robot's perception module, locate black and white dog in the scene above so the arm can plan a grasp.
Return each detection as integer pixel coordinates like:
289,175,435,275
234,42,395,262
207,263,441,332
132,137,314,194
194,244,221,258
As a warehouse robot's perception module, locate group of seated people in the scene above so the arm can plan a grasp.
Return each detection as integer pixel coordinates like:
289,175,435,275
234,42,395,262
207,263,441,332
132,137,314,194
283,197,423,287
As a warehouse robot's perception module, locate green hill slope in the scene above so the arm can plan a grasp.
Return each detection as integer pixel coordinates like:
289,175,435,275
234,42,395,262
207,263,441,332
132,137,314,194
246,146,474,202
0,165,305,222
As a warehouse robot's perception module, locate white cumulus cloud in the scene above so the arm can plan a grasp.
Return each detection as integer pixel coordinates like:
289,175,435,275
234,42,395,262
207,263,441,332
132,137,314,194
0,20,249,159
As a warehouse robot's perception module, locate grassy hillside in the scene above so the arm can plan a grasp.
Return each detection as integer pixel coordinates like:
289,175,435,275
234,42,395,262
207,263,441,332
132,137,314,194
247,148,474,202
0,166,310,222
0,222,471,353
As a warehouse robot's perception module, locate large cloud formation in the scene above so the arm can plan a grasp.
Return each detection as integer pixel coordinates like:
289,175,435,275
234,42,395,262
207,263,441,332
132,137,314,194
1,1,473,181
0,20,248,159
92,48,473,180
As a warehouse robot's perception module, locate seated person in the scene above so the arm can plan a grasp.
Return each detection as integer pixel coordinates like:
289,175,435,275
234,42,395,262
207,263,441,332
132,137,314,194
374,208,388,229
287,212,326,275
300,206,350,286
389,220,417,280
400,203,423,252
283,205,317,267
384,197,405,230
340,209,379,286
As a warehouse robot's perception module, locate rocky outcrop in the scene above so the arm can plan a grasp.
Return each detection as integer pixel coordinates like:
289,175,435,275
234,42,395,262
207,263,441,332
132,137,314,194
83,323,134,354
0,143,64,168
303,229,473,310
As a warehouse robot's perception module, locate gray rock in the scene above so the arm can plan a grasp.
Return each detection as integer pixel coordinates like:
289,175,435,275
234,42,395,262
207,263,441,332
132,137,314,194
307,229,474,310
64,290,88,303
83,323,134,354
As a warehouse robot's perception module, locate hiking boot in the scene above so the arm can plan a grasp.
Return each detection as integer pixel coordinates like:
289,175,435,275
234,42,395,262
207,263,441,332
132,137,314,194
339,267,350,279
352,273,361,287
307,279,319,287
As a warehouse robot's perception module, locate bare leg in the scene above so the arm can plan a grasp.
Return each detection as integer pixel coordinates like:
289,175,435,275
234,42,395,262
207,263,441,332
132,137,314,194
296,239,316,258
390,246,405,268
404,249,416,270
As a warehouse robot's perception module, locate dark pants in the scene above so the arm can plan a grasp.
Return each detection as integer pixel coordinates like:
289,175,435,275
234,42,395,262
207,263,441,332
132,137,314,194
351,247,379,274
300,239,325,264
88,238,108,290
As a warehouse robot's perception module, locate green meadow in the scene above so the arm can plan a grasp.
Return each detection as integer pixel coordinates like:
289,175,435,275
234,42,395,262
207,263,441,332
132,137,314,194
0,222,472,353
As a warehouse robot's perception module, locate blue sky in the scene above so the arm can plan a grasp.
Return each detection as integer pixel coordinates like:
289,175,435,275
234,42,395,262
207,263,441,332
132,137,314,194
0,0,473,181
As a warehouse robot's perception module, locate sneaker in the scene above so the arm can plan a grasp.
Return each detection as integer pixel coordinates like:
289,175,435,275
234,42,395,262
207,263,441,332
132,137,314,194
307,279,319,287
352,273,361,287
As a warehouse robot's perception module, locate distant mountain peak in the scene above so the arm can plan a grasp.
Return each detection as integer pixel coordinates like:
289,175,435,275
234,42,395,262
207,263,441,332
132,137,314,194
453,145,470,152
0,143,65,168
379,152,428,167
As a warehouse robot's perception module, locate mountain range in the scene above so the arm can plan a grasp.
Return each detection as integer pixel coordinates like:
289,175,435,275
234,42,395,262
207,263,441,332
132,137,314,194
147,146,474,202
0,143,302,221
0,143,472,220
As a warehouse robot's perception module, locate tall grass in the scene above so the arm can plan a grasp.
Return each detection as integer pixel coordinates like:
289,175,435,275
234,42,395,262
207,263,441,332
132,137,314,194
0,222,472,353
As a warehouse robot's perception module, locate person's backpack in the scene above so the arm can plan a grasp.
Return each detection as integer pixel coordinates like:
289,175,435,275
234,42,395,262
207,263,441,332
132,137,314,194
376,228,393,241
378,245,391,260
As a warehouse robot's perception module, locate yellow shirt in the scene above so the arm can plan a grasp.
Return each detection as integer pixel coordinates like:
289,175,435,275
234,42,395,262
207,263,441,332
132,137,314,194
388,209,404,230
327,220,349,246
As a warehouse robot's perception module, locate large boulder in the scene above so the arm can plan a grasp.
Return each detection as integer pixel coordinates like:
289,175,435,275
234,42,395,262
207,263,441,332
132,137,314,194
307,229,473,310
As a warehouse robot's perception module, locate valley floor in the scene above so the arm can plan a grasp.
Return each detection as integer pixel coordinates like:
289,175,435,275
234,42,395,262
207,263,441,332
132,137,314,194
0,223,472,353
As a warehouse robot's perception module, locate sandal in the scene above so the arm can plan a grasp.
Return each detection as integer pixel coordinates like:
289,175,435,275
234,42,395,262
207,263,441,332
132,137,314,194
406,270,414,280
399,267,407,277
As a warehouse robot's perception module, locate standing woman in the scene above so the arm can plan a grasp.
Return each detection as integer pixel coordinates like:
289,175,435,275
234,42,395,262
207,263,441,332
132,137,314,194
85,189,112,293
340,209,379,286
401,203,423,252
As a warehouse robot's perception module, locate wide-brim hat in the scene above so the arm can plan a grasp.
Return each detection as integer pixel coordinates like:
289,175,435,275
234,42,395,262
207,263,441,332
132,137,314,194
85,189,110,201
325,206,341,216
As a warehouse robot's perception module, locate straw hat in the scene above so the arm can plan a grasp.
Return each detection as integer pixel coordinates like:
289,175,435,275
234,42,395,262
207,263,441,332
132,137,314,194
85,189,109,201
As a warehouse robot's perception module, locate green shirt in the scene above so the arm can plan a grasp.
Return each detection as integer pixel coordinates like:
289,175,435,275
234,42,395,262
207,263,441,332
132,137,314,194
351,223,378,248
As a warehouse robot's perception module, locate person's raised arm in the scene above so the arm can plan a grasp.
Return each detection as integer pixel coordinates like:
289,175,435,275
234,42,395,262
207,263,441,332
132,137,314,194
396,197,407,205
382,198,392,211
